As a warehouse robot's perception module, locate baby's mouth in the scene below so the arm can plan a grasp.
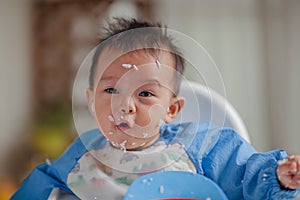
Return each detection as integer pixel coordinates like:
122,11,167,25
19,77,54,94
116,121,131,132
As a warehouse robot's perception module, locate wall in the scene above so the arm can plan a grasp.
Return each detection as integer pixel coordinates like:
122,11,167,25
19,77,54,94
265,0,300,154
0,0,32,174
154,0,270,151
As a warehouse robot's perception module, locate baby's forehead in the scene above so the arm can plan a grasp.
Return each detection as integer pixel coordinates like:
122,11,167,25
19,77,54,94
93,48,178,92
95,48,176,76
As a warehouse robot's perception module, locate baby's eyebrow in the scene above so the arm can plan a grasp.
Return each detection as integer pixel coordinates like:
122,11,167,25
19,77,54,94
140,79,163,86
99,77,165,89
100,76,117,81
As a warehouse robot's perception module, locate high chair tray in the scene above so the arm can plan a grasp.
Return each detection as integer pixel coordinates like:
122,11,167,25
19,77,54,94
124,171,228,200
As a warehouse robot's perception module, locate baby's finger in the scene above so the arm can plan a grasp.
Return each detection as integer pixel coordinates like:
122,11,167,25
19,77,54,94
287,155,300,162
286,173,300,189
278,159,297,174
287,155,300,172
292,155,300,169
277,158,300,189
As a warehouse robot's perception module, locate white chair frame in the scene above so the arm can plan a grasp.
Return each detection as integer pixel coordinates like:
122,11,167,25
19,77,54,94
174,81,250,143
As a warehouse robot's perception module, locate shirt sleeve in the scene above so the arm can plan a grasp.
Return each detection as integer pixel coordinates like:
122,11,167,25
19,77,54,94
188,125,300,200
11,129,104,200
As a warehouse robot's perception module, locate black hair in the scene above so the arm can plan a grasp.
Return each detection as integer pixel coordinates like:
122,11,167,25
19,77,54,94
89,18,185,93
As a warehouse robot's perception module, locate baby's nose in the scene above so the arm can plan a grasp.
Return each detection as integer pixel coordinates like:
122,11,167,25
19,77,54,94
119,99,136,114
120,107,136,114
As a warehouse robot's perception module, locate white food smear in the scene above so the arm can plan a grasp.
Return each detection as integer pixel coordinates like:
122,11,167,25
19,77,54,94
156,60,161,68
139,142,146,147
143,133,148,138
45,158,51,166
108,115,114,122
120,140,127,152
142,179,147,184
111,141,119,147
127,194,134,198
122,63,132,69
133,64,139,70
159,185,164,193
122,63,139,71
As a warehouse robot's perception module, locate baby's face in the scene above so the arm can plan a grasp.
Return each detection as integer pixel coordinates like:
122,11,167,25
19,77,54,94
87,49,184,150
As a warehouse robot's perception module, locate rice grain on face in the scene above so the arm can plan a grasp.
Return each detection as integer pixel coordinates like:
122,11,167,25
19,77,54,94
133,65,139,70
122,63,132,69
108,115,114,122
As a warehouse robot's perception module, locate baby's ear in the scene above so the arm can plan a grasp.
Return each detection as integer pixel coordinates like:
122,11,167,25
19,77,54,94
165,96,185,123
85,88,94,115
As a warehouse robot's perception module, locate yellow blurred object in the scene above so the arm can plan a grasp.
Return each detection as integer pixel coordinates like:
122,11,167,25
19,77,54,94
30,104,73,159
31,126,71,159
0,177,17,200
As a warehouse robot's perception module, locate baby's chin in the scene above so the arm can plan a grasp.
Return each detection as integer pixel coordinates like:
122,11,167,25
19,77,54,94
104,131,160,151
128,136,159,150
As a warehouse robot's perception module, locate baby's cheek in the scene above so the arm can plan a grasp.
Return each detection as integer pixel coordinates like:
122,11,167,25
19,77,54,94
131,104,165,140
148,104,166,122
95,114,109,132
136,104,166,127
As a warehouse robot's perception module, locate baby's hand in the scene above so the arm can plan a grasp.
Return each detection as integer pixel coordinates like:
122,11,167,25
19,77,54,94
276,155,300,189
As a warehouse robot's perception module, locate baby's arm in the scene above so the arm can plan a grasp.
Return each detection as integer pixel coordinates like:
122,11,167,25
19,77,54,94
192,125,300,199
277,155,300,189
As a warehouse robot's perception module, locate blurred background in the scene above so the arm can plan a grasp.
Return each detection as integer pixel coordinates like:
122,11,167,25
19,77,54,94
0,0,299,198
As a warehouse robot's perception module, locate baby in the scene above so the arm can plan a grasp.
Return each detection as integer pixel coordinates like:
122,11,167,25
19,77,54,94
12,18,300,200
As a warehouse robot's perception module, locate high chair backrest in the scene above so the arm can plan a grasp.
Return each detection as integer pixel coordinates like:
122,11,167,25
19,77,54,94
173,81,251,143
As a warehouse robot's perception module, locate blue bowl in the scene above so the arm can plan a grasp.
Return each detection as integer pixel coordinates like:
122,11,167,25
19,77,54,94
124,171,228,200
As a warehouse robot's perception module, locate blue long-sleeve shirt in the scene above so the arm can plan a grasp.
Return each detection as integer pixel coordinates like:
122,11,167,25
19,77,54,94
11,122,300,199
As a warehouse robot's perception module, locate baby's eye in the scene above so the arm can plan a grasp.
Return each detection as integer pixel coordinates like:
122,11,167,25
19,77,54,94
139,91,154,97
105,88,119,94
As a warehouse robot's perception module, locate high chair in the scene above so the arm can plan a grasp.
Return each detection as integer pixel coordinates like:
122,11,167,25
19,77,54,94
174,80,250,143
